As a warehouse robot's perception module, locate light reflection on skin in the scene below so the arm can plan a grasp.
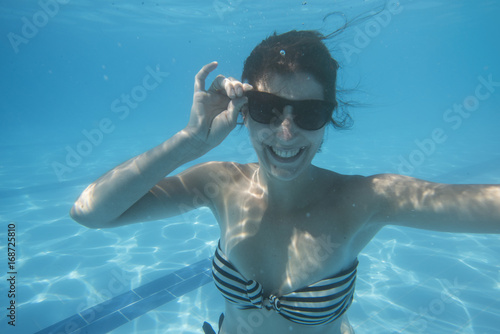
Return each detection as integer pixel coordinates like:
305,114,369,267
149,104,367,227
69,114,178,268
220,165,268,252
283,229,342,292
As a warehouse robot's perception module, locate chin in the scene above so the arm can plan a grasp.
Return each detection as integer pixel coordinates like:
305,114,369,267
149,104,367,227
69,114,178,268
268,166,302,181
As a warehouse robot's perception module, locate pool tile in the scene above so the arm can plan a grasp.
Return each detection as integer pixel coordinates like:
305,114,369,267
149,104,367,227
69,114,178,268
175,258,212,280
133,273,183,298
167,272,213,297
73,312,129,334
120,289,176,321
36,257,215,333
80,290,142,323
34,314,87,334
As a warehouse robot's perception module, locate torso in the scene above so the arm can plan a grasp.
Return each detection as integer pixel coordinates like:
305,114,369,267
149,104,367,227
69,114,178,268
208,162,383,333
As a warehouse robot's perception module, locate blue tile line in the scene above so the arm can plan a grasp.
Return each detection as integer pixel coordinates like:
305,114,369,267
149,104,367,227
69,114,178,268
35,258,213,334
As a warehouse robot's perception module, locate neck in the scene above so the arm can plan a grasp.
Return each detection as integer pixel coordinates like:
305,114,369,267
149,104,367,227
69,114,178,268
258,165,319,211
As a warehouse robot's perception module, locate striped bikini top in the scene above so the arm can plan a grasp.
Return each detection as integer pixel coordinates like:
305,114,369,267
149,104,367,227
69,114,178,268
212,241,358,326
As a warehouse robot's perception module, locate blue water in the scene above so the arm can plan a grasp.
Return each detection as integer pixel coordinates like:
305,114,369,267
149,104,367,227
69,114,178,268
1,0,500,333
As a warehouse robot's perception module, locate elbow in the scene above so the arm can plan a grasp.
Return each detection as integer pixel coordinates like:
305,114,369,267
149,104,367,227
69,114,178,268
69,204,107,229
70,184,111,229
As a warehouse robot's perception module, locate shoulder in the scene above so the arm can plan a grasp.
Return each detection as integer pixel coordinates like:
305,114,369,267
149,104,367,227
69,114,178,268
325,172,418,193
319,170,398,214
334,173,419,203
317,168,372,193
350,173,431,223
175,161,257,187
196,161,257,177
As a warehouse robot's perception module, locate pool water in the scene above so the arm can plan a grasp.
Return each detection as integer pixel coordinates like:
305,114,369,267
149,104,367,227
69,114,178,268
1,0,499,333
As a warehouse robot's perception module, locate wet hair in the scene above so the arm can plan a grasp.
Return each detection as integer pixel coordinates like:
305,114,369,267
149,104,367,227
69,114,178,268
242,30,352,129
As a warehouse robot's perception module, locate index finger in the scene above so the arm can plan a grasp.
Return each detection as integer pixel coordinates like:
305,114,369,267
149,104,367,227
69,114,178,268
194,61,218,92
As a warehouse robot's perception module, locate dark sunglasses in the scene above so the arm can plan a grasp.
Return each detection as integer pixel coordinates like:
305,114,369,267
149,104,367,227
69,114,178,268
245,91,336,130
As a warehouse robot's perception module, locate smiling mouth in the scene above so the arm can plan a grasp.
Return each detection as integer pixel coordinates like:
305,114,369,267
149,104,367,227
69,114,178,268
268,145,306,161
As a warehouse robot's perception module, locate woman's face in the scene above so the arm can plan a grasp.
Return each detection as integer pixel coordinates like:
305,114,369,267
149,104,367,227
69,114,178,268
245,72,326,181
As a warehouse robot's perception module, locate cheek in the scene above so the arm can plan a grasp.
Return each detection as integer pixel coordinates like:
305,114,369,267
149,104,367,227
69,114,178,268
247,120,274,145
307,129,326,148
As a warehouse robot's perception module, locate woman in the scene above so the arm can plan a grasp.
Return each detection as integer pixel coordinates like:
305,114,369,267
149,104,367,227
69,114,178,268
70,30,500,334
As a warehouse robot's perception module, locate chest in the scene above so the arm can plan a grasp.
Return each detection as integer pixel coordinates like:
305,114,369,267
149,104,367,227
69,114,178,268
217,195,362,296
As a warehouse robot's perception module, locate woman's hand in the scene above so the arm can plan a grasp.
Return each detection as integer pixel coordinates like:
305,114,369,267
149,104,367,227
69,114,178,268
184,61,252,153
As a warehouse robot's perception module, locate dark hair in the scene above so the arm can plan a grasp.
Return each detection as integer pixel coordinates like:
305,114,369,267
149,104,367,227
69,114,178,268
242,30,352,129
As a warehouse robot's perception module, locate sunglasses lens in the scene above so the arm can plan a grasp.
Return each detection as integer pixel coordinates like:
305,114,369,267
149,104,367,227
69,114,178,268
246,91,333,130
247,92,276,124
248,104,273,124
294,103,331,130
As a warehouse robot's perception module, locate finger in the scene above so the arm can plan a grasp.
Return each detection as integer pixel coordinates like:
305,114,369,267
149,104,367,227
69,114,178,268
231,82,254,98
223,78,249,99
224,99,242,127
223,78,237,99
230,96,248,119
243,83,253,91
232,81,245,98
208,75,227,94
194,61,218,92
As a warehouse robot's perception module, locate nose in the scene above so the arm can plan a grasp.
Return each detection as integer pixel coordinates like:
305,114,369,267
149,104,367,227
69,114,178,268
274,106,296,141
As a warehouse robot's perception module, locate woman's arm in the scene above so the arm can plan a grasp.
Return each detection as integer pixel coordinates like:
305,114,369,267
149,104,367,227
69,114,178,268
70,62,251,229
369,174,500,233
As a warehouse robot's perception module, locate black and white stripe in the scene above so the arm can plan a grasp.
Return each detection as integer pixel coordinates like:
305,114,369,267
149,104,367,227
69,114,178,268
212,242,358,325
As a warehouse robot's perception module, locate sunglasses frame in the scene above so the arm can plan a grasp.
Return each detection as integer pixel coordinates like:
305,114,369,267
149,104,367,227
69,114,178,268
245,91,336,131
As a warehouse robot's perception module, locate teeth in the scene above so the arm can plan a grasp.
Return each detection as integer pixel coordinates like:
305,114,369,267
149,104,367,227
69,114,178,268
271,146,302,158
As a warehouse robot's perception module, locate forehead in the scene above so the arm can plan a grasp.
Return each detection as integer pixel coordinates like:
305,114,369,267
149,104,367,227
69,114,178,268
255,72,324,100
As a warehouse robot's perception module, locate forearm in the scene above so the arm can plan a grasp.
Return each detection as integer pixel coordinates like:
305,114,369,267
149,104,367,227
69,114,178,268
70,130,205,227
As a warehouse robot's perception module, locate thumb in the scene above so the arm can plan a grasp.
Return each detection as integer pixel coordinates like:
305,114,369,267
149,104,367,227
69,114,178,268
210,97,245,138
228,96,248,124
